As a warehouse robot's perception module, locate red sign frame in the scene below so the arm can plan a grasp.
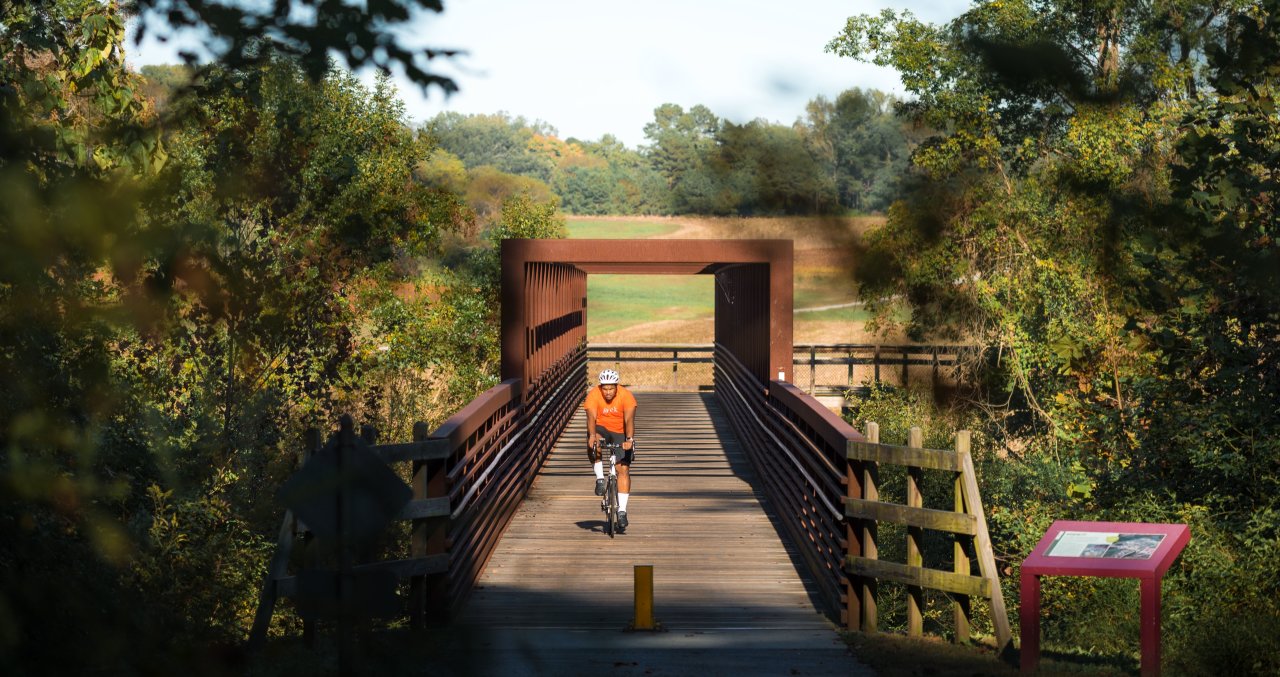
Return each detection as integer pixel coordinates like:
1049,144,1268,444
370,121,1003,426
1020,520,1189,676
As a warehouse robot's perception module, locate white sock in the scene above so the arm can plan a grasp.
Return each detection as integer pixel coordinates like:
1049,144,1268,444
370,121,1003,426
619,493,629,512
593,461,604,480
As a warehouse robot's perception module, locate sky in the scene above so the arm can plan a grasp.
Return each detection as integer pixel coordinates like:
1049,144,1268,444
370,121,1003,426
129,0,972,149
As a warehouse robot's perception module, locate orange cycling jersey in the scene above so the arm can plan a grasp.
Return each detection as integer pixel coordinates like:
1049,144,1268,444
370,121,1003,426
584,385,636,433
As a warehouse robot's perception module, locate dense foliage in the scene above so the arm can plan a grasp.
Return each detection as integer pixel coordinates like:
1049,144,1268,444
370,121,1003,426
832,1,1280,672
0,2,562,673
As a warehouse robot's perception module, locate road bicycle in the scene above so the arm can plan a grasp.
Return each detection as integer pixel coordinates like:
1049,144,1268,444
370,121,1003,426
596,440,625,537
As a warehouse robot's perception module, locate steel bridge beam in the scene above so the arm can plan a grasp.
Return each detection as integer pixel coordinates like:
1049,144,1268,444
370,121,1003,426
500,238,794,390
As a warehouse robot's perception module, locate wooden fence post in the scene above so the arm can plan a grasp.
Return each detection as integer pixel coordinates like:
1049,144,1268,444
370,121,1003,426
408,422,432,627
336,415,356,675
932,346,941,392
907,426,924,638
958,435,1014,650
846,420,864,630
809,346,817,394
862,421,880,632
954,430,972,643
421,428,451,624
302,427,321,648
873,345,881,384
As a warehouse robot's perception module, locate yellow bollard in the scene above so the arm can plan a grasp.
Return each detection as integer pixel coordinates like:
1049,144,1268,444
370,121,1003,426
632,564,655,630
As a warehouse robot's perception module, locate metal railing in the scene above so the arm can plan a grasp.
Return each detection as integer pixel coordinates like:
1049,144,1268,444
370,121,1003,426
431,345,586,617
713,344,864,625
253,338,987,640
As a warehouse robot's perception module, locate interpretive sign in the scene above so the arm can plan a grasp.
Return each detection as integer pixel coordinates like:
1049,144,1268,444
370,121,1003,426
1020,521,1189,677
1045,531,1166,559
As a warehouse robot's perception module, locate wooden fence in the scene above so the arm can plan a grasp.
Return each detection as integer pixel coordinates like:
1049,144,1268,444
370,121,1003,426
795,344,978,396
247,416,452,658
589,343,978,395
844,423,1012,649
249,347,587,655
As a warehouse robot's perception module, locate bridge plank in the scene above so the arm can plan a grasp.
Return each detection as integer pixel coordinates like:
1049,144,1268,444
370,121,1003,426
456,393,836,630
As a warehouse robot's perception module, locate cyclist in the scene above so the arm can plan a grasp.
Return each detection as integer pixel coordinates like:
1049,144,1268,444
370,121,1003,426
585,369,637,530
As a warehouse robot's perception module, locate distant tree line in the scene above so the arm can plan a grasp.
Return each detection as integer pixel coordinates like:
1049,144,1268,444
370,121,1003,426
423,88,914,217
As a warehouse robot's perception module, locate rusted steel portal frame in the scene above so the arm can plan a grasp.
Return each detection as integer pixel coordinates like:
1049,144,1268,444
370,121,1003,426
501,239,794,389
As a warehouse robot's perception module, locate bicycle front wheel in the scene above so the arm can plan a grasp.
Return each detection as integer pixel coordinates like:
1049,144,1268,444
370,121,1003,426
605,479,619,538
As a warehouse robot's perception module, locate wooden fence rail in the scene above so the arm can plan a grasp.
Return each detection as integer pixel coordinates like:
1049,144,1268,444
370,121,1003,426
590,343,978,395
844,423,1012,650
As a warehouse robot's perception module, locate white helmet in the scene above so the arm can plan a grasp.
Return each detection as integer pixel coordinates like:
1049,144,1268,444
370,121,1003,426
598,369,620,384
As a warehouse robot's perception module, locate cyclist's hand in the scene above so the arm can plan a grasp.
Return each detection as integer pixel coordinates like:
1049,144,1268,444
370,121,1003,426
622,439,633,452
588,435,599,451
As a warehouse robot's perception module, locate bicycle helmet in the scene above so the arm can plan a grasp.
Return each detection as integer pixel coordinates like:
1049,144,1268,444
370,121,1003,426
598,369,620,384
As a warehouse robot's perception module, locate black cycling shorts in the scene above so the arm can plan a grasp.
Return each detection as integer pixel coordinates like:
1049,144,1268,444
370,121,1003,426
595,426,634,466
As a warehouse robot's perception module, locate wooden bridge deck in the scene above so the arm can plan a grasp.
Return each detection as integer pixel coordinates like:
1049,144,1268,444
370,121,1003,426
457,392,835,631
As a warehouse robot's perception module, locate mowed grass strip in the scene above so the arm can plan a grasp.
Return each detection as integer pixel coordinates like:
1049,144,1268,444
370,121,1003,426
566,218,682,239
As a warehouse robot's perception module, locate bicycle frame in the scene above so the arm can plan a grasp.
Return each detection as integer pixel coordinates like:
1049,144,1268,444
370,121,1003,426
597,441,624,537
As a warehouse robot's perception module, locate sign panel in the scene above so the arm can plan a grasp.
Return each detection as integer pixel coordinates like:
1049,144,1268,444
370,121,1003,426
1045,531,1166,560
1022,520,1190,578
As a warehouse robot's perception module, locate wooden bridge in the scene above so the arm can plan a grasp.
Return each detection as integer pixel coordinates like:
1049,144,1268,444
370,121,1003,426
251,239,1009,672
460,391,830,630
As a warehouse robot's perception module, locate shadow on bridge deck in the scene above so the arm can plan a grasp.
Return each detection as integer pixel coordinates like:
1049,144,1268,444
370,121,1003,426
437,392,872,676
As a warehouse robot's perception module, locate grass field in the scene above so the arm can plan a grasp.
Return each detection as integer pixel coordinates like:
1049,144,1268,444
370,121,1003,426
566,215,896,343
585,274,714,337
566,218,683,239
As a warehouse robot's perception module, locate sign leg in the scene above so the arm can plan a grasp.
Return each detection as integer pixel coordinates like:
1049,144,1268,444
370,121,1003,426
1020,573,1041,675
1140,576,1162,677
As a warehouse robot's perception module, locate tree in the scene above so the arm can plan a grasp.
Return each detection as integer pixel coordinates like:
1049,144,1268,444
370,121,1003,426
426,111,558,182
642,103,722,210
1,2,465,671
128,0,458,91
714,119,838,215
829,2,1280,671
465,165,559,225
554,136,671,215
804,88,912,212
